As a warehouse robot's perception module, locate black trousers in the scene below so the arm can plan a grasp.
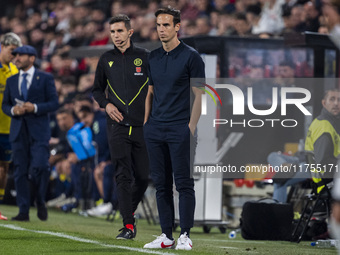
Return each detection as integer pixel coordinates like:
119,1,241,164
143,121,196,233
107,123,149,226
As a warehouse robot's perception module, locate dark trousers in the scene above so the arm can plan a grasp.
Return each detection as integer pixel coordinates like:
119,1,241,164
107,123,149,226
70,159,95,202
11,121,50,215
144,121,195,233
103,163,118,209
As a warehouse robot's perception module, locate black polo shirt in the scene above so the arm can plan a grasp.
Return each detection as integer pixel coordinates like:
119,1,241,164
148,42,205,125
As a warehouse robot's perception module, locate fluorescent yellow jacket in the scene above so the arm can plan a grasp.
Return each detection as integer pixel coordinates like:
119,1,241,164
0,62,18,134
305,109,340,193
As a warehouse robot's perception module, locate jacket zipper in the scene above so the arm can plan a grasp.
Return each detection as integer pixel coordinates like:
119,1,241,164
122,53,129,122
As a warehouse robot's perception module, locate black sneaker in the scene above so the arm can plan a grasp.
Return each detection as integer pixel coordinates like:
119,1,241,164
37,205,48,221
11,213,29,222
116,227,134,240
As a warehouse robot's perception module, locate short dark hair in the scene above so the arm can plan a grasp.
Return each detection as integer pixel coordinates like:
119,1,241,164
234,12,247,22
246,4,261,16
56,107,73,116
109,14,131,30
73,94,93,104
324,89,340,100
155,7,181,25
61,76,76,86
79,105,94,115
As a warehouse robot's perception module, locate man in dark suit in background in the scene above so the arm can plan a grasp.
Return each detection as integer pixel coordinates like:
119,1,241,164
2,45,59,221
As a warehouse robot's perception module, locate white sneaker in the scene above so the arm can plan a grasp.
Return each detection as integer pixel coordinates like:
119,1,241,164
47,194,77,208
46,193,66,207
143,233,175,249
87,202,112,217
175,232,192,250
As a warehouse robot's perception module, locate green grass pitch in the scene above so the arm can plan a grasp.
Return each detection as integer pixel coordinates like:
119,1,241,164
0,205,337,255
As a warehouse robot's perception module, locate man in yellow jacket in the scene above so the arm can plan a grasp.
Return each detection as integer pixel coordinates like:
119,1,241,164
0,32,22,205
323,0,340,252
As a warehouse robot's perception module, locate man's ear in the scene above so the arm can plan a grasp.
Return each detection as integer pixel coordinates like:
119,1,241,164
30,55,36,63
175,23,181,32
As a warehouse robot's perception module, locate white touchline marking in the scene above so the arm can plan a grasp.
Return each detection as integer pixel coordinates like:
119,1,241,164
0,224,175,255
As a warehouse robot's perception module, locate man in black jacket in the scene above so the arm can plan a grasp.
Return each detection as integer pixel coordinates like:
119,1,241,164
92,14,149,239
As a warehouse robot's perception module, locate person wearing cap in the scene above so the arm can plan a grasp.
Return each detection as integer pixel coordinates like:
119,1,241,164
2,45,59,221
0,32,22,208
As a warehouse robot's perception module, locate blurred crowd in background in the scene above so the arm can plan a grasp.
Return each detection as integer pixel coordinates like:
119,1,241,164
0,0,328,105
0,0,330,209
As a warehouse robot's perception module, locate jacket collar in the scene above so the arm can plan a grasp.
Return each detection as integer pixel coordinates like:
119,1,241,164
160,41,184,57
113,41,135,55
320,107,340,133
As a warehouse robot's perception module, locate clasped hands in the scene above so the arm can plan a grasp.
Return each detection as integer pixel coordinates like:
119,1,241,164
13,102,35,116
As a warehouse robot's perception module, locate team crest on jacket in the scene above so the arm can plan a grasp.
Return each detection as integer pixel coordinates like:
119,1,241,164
134,65,143,75
134,58,142,66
